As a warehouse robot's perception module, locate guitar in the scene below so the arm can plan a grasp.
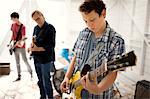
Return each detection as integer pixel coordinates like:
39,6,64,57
8,37,27,55
28,36,36,59
62,51,137,99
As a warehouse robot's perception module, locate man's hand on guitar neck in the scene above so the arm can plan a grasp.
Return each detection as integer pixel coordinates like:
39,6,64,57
80,72,100,95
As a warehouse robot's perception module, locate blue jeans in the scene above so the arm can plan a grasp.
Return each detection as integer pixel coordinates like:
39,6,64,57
34,62,54,99
81,89,89,99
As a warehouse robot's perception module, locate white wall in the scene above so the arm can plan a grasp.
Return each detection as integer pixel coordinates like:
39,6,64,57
104,0,150,81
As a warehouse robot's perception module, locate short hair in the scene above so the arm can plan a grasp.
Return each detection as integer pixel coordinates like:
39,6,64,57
10,12,19,19
79,0,106,16
31,10,43,18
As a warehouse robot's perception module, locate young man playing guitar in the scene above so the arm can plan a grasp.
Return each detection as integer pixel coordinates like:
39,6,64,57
60,0,126,99
8,12,32,82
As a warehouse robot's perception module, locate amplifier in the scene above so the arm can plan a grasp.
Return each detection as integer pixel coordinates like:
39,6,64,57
134,80,150,99
0,63,10,75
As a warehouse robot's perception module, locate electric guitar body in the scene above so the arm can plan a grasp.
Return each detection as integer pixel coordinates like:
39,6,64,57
9,37,27,55
28,36,36,59
69,71,83,99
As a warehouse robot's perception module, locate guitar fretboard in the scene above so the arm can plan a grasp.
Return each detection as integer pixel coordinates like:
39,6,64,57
72,51,136,89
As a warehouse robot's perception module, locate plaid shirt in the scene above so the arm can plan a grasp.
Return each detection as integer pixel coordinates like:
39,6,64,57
73,22,125,99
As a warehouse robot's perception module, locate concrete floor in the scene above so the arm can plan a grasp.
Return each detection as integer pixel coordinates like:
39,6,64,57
0,70,60,99
0,71,40,99
0,55,136,99
0,70,135,99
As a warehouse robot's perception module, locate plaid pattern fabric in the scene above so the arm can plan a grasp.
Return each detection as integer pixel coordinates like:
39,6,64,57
72,22,125,99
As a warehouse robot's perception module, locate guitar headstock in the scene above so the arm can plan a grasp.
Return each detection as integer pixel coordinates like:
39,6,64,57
32,36,36,42
82,51,137,80
107,51,137,71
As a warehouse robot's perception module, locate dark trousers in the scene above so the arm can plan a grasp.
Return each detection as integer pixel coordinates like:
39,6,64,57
34,62,54,99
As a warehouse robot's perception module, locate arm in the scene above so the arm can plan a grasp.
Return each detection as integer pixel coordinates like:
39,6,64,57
81,71,117,94
7,29,14,47
21,25,26,40
29,43,45,52
65,54,76,79
7,39,13,47
28,36,45,52
42,24,56,52
29,25,55,52
60,55,76,92
8,25,14,46
97,71,117,93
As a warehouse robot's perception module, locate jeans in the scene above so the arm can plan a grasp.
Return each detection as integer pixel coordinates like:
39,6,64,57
34,62,54,99
81,89,89,99
14,48,32,77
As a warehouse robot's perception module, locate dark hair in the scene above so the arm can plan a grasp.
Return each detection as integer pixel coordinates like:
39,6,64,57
10,12,19,19
79,0,106,16
31,10,43,18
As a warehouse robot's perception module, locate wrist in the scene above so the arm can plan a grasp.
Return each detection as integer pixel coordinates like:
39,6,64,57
64,76,69,80
90,84,101,95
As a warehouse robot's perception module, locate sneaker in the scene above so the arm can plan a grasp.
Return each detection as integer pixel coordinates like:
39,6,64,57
13,77,21,82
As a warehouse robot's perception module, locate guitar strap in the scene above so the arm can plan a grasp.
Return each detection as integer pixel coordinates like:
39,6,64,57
79,33,93,70
14,24,23,45
74,33,103,73
33,24,48,43
87,31,111,68
75,28,111,73
30,24,48,58
73,33,92,73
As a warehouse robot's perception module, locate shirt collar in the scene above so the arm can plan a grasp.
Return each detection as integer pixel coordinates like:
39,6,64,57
37,21,47,29
93,21,111,43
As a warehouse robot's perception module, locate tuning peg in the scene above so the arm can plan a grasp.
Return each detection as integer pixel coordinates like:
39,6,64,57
125,62,129,65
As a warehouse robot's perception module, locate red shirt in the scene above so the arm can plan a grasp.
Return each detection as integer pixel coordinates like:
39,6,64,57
11,23,26,48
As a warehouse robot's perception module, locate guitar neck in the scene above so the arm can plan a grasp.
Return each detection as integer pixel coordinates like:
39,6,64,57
73,51,136,89
73,64,106,88
74,63,129,88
